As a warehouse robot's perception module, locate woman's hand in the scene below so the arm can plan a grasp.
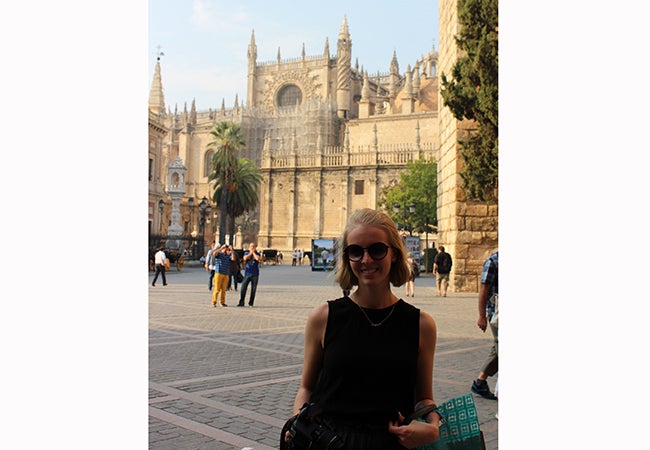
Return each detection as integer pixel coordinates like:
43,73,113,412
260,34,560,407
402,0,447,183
388,412,440,449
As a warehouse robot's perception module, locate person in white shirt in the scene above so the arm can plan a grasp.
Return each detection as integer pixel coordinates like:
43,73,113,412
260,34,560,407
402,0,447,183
152,246,168,286
204,242,218,290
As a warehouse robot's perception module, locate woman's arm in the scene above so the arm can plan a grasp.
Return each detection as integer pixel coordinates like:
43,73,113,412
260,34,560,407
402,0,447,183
388,311,440,448
292,303,328,414
415,311,437,404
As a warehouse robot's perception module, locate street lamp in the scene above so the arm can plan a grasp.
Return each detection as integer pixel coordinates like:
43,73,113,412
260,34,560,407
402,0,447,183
198,196,212,246
158,199,164,233
187,197,194,235
393,202,416,235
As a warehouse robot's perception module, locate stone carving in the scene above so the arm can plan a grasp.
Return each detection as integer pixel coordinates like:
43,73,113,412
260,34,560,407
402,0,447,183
260,70,322,113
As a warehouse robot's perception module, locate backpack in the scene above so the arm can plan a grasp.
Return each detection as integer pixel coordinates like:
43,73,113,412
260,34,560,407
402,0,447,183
437,252,452,273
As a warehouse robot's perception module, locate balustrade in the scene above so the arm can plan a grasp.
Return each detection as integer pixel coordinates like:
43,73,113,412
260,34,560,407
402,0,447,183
263,144,436,169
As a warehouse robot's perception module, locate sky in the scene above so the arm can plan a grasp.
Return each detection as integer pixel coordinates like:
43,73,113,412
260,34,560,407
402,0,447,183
149,0,439,112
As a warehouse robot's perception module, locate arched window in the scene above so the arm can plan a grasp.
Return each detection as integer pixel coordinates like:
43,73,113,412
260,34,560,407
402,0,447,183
277,84,302,108
204,150,214,177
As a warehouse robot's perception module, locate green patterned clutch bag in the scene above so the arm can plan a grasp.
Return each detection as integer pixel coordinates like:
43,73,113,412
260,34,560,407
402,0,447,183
416,394,485,450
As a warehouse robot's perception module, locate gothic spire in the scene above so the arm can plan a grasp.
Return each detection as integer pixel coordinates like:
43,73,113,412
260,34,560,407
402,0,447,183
390,50,399,74
389,51,400,98
336,15,352,119
248,29,257,65
148,52,165,114
323,37,330,58
339,14,350,39
361,71,370,100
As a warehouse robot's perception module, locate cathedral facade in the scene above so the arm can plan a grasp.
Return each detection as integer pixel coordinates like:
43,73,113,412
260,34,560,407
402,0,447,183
149,16,439,253
148,10,497,292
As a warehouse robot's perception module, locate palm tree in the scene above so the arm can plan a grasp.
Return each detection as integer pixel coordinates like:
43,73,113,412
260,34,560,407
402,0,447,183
209,157,262,239
207,121,246,244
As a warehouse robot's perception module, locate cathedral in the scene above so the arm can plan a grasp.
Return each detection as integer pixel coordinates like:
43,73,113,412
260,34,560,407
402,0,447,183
149,4,498,292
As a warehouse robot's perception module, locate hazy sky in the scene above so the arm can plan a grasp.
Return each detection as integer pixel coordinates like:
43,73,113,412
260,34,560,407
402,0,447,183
149,0,439,112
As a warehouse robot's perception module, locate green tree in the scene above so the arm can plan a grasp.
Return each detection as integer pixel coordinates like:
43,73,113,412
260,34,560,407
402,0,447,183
378,160,438,235
207,121,246,244
440,0,498,202
209,157,262,239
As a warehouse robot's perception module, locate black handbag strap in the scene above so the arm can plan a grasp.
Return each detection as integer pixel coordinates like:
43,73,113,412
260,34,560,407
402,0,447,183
402,404,441,425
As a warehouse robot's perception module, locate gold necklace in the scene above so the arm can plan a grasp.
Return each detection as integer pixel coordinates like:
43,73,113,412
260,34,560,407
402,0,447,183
355,301,397,327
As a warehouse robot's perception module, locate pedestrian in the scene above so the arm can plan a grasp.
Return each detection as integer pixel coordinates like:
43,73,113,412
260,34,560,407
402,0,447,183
320,248,329,270
284,208,441,449
204,242,217,291
471,250,498,400
238,242,261,307
292,249,298,266
228,250,241,291
405,252,416,297
151,246,168,286
211,244,234,307
433,245,453,297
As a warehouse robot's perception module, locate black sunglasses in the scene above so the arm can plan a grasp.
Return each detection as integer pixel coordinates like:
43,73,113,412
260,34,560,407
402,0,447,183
344,243,390,262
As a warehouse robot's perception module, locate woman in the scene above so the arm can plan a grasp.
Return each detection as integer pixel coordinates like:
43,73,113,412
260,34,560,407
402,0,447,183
228,250,241,291
287,208,440,449
406,252,416,297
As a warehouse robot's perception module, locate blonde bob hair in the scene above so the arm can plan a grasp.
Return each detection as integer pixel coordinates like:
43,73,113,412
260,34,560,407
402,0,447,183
334,208,411,291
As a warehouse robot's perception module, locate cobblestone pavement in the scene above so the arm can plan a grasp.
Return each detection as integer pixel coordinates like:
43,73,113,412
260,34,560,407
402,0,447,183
149,264,498,449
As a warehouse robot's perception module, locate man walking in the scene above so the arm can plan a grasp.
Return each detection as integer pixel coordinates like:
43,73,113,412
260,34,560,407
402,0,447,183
151,246,168,287
433,245,453,296
238,242,261,307
471,250,499,400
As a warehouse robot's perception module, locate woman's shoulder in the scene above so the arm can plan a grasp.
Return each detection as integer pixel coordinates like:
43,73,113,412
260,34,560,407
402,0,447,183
397,299,425,324
398,298,419,311
306,302,330,330
308,297,351,321
418,309,436,333
327,296,354,311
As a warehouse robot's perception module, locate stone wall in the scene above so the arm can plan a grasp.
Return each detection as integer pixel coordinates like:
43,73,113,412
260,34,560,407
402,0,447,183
257,150,436,253
437,0,498,292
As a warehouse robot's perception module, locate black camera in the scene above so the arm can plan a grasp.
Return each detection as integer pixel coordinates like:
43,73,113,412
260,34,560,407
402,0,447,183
286,404,344,450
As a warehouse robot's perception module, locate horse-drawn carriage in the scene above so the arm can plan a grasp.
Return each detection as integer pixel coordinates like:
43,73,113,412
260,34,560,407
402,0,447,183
149,247,185,271
261,249,279,265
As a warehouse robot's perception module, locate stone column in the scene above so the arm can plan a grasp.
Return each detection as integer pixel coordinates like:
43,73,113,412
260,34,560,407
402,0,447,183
167,156,187,249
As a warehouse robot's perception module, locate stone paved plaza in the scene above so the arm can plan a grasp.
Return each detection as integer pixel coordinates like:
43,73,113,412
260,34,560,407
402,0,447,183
149,264,498,449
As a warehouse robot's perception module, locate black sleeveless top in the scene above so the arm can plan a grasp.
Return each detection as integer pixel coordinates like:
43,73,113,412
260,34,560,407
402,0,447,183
310,296,420,425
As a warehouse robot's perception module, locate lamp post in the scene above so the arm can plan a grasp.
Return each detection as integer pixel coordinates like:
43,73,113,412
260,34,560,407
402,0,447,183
187,197,194,235
393,202,415,235
158,199,164,233
424,216,429,272
190,229,198,259
198,197,212,252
